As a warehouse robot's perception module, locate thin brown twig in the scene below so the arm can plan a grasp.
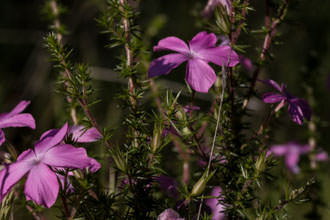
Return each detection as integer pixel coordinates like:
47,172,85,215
231,0,248,45
149,80,195,184
49,26,112,148
120,0,139,148
243,0,289,108
50,0,78,125
196,69,227,220
119,0,135,107
26,204,46,220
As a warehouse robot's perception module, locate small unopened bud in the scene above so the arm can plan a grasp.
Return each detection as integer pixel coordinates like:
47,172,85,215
191,169,216,197
255,153,266,172
175,110,184,120
215,5,231,34
215,76,221,88
152,122,163,153
182,127,191,136
191,177,207,197
0,151,11,163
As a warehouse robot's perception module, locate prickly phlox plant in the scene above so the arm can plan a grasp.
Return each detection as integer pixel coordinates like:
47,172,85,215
0,0,329,219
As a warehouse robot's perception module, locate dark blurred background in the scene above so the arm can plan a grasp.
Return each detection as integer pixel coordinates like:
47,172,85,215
1,0,330,219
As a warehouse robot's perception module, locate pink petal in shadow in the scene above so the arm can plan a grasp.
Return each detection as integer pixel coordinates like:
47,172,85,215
24,163,59,208
186,59,216,93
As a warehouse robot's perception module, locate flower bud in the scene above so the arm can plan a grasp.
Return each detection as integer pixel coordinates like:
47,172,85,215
215,5,231,34
255,153,266,172
182,127,191,136
190,169,216,197
175,110,184,120
191,176,207,197
152,122,163,153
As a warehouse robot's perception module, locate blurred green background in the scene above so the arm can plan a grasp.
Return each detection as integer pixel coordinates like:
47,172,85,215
1,0,330,219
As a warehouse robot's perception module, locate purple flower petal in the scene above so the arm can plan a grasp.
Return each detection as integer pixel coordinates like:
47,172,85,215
186,59,216,93
315,151,328,161
17,148,35,161
263,92,285,103
0,159,32,199
197,45,239,67
239,56,253,72
189,31,217,51
57,173,74,193
270,142,311,174
183,105,200,113
296,99,312,121
87,158,101,172
0,114,35,129
24,163,59,208
285,152,300,173
69,126,102,143
148,53,188,77
287,98,311,125
153,36,189,54
157,208,184,220
206,187,226,220
299,144,312,154
34,123,68,157
269,145,288,156
0,100,35,131
7,100,31,116
260,79,283,92
43,144,91,169
39,128,59,141
287,103,304,125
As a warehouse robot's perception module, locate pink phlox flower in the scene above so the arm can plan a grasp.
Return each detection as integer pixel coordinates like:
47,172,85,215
261,79,312,125
157,208,184,220
39,125,102,172
148,31,239,93
206,187,226,220
268,142,311,173
202,0,231,17
0,123,100,208
0,100,35,146
40,125,102,143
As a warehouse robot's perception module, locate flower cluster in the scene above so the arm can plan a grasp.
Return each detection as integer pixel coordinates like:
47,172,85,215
0,101,101,208
148,31,239,93
269,142,328,173
262,79,312,125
